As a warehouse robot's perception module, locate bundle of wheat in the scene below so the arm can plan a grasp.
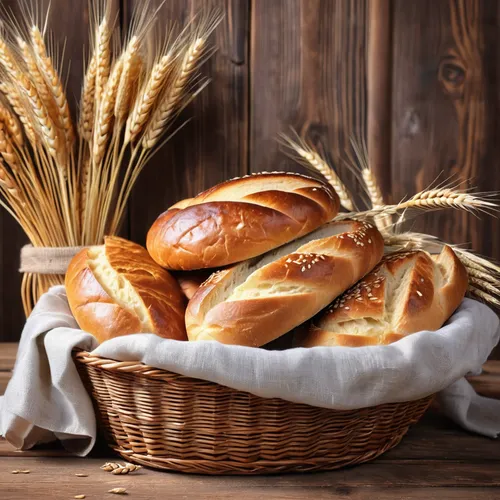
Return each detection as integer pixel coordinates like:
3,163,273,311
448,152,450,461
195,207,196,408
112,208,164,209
282,134,500,309
0,0,220,314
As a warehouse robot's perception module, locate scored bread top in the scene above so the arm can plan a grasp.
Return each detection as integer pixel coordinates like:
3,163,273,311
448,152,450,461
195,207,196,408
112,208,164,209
299,245,468,347
185,220,384,347
146,172,340,270
65,236,187,344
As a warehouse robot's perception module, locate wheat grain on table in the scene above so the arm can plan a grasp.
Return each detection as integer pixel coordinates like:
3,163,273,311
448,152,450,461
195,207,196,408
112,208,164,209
1,343,500,500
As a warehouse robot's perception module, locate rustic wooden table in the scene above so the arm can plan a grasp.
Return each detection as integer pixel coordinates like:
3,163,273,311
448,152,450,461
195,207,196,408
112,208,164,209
1,343,499,499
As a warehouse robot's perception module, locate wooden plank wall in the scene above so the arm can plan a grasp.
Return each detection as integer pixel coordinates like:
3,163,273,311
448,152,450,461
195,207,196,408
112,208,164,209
0,0,499,357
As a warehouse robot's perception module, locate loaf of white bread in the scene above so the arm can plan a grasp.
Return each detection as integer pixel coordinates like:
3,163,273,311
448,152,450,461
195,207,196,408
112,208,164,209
147,172,340,270
297,246,468,347
65,236,187,344
186,220,385,347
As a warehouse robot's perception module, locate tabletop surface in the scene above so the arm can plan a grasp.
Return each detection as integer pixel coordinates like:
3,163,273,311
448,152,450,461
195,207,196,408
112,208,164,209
1,343,499,500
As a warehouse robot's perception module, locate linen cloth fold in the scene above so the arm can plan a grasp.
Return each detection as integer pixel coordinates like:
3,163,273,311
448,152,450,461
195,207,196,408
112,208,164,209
1,285,499,456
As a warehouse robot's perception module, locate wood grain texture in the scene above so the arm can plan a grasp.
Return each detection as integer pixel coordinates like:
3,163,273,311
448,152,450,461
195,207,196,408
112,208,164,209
126,0,249,246
250,0,368,208
390,0,499,257
367,0,392,198
0,457,500,499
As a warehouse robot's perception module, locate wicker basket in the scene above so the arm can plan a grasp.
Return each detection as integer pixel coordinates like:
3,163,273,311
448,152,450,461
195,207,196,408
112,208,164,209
74,351,433,475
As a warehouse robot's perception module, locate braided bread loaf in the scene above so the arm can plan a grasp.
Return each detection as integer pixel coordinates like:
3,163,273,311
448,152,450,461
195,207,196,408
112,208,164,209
298,246,468,347
147,172,340,270
186,220,384,347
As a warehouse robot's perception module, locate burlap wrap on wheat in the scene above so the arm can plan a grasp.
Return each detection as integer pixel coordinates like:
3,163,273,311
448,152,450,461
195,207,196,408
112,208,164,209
19,245,84,275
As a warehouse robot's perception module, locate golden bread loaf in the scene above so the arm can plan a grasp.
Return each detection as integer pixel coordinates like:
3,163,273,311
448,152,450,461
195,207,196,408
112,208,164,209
146,172,340,270
299,246,468,347
65,236,187,344
185,220,384,347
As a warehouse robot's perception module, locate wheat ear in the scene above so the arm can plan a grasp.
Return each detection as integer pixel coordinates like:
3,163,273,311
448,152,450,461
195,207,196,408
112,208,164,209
0,121,18,169
17,37,58,127
361,167,393,230
362,168,384,208
93,58,123,164
0,103,23,147
142,38,205,149
18,74,59,162
79,54,97,141
0,83,36,144
95,17,112,107
30,26,74,150
125,54,172,144
0,159,18,198
339,189,498,221
114,35,142,122
281,134,355,211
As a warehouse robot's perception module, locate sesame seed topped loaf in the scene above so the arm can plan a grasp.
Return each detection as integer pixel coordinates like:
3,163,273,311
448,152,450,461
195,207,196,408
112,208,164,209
185,220,384,347
298,246,468,348
146,172,340,270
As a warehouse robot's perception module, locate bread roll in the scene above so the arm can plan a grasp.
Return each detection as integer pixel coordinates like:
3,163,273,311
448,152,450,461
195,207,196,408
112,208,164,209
299,246,468,347
185,220,384,347
65,236,187,344
147,172,340,270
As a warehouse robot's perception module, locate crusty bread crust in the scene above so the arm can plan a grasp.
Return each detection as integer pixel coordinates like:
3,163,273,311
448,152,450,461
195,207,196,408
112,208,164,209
146,172,340,270
299,245,468,347
65,236,187,344
185,220,384,347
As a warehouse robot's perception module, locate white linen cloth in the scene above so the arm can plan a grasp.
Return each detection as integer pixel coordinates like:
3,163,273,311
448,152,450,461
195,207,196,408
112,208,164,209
1,285,499,456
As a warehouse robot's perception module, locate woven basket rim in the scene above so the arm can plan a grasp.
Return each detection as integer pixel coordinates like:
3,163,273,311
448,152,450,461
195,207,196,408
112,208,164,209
73,350,182,377
73,349,435,407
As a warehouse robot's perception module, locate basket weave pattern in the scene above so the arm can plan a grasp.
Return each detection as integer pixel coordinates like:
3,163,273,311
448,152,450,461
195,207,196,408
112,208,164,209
74,351,433,474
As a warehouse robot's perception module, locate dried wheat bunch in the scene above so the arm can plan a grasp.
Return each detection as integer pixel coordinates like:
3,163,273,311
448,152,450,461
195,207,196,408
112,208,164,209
282,134,500,309
0,0,221,314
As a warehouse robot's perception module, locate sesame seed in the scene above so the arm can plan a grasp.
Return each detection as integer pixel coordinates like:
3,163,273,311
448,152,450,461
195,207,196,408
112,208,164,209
307,264,311,269
368,239,372,243
420,278,424,283
416,290,423,297
301,266,306,272
345,307,350,310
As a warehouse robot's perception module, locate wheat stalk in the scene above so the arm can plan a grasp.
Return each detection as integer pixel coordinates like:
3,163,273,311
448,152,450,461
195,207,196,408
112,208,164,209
0,83,36,144
124,53,172,144
95,17,112,107
17,37,58,127
18,74,60,162
0,3,218,314
93,58,123,164
79,54,97,141
361,168,384,208
30,26,75,151
280,134,355,211
0,122,19,169
114,35,142,122
0,160,19,199
142,37,205,149
338,188,498,221
0,104,23,147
